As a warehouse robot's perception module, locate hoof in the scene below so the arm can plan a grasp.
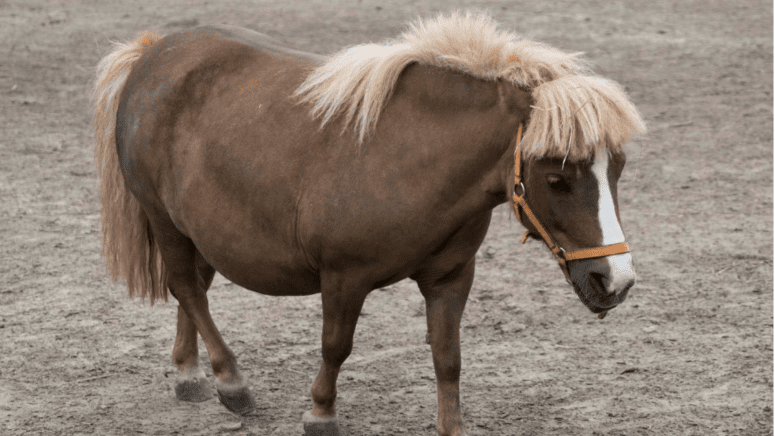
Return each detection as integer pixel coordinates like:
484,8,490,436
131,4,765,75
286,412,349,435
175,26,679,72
303,410,343,436
175,368,212,402
216,384,256,415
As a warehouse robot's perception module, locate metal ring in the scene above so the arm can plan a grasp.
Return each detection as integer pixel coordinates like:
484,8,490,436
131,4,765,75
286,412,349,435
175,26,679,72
514,182,526,197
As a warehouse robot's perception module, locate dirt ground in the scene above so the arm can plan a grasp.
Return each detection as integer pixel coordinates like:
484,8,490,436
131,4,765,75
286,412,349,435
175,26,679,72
0,0,772,435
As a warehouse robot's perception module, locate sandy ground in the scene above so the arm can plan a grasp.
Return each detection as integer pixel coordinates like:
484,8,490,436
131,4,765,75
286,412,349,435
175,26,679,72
0,0,772,435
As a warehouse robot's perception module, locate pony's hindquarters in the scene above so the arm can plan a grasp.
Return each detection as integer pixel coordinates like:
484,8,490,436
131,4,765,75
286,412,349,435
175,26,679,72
93,31,168,304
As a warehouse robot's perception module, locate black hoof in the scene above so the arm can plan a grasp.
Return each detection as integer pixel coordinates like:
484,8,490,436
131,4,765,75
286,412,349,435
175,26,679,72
175,374,213,402
302,410,343,436
217,385,256,415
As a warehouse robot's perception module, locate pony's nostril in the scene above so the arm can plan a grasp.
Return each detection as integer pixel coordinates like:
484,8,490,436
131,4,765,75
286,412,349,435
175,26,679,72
589,272,609,290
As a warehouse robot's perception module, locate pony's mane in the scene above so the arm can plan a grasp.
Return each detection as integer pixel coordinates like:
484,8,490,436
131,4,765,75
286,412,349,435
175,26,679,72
295,11,645,160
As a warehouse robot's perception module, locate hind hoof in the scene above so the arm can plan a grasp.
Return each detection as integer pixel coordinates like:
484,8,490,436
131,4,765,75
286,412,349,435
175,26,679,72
175,368,212,402
217,384,256,415
175,376,212,402
303,410,343,436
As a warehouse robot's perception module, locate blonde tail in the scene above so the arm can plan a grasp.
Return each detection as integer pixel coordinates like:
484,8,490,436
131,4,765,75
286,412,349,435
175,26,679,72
93,31,168,304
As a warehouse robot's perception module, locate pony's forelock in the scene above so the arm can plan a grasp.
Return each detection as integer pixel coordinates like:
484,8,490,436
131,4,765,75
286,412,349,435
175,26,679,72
295,11,645,156
521,75,647,161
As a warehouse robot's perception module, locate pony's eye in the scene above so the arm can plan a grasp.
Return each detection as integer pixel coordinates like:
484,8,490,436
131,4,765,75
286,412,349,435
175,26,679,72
546,174,570,192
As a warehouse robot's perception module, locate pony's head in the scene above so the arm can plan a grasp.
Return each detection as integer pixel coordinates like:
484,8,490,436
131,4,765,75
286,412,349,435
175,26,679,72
517,147,636,316
512,67,645,316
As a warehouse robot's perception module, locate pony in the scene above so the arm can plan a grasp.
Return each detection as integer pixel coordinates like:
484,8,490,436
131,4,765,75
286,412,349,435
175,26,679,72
93,11,645,436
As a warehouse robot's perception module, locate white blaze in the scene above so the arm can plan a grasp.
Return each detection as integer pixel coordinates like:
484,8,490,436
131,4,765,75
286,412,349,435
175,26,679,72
591,152,636,293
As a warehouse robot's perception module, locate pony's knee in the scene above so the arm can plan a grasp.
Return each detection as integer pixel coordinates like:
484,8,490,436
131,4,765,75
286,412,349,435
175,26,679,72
321,337,353,366
433,356,461,381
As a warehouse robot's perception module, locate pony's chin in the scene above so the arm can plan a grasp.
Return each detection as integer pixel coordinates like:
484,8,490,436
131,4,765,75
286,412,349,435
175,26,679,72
571,275,621,317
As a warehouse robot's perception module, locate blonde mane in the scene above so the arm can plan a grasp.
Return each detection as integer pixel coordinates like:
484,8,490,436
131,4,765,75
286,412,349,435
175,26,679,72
295,11,645,160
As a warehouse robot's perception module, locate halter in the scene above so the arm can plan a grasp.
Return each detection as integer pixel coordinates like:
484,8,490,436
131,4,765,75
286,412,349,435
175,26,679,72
511,125,631,282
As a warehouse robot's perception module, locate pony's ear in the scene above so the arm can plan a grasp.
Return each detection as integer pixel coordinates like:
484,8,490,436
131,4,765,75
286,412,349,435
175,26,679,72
496,80,532,122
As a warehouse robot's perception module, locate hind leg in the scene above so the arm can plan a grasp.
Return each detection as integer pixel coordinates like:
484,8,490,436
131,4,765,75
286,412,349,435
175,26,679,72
148,214,256,415
173,250,216,402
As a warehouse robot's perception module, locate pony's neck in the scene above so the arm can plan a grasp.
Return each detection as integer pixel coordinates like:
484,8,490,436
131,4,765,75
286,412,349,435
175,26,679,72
364,62,531,211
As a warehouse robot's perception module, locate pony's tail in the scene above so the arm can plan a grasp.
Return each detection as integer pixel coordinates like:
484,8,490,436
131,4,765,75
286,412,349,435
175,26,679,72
93,31,168,304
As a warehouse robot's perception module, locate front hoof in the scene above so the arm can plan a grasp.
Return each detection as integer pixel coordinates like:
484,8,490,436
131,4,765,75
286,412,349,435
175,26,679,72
302,410,343,436
216,384,256,415
175,368,212,402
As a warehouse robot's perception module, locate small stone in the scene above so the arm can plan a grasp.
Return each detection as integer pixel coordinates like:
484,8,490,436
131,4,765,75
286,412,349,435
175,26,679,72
501,322,526,333
221,421,242,431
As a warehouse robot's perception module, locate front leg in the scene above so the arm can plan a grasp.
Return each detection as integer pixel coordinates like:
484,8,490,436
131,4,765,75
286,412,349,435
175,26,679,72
416,258,475,436
303,274,369,436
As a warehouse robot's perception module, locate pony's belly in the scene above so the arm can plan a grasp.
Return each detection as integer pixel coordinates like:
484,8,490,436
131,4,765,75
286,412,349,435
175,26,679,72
182,212,320,296
209,254,321,296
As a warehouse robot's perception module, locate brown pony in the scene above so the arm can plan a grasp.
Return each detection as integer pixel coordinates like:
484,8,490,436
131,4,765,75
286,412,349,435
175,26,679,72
94,12,645,436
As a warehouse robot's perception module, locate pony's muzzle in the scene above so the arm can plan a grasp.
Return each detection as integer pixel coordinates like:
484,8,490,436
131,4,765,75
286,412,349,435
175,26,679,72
568,253,636,314
600,252,636,297
594,272,635,297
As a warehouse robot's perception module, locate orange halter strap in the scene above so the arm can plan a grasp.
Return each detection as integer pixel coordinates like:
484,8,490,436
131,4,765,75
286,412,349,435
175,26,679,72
511,124,631,282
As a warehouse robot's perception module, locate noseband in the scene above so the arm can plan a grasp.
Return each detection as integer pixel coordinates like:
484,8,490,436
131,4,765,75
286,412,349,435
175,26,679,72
511,125,631,282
